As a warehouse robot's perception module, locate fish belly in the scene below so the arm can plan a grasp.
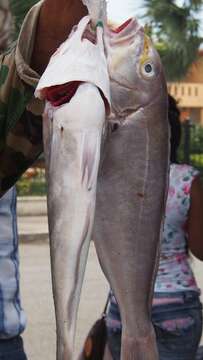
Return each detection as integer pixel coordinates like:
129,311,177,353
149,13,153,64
94,107,169,360
43,83,106,360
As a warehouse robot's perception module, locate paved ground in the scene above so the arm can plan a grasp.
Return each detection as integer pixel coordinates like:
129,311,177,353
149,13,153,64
19,240,109,360
17,212,203,360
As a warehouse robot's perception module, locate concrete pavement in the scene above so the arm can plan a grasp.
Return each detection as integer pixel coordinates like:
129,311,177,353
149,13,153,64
17,196,109,359
18,216,48,242
17,197,48,242
19,240,109,360
17,197,203,359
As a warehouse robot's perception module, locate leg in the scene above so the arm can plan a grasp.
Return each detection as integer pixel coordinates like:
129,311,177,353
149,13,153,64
153,292,202,360
106,292,122,360
0,186,27,359
196,346,203,360
103,343,114,360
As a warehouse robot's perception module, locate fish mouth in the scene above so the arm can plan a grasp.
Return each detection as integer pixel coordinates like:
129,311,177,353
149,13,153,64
107,17,144,41
106,18,145,119
111,18,134,34
106,17,145,67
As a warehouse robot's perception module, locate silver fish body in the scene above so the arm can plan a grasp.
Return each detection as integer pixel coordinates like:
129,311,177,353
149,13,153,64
93,20,169,360
35,15,110,359
43,83,106,360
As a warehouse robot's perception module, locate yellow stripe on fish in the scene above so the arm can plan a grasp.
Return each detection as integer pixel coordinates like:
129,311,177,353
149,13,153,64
140,35,151,65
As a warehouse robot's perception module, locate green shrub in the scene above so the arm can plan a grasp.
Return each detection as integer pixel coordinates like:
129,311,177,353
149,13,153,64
16,168,47,196
179,123,203,178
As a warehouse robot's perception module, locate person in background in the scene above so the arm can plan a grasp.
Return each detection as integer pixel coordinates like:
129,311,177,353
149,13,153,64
106,95,203,360
0,186,27,359
0,0,88,358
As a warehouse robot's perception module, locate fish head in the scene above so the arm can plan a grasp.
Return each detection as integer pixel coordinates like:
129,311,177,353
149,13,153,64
105,18,167,118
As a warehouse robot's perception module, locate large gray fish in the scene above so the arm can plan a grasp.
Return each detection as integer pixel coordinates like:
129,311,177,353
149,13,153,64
93,18,169,360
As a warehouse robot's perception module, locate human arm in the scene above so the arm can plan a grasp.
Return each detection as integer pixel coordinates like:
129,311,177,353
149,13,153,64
0,0,89,196
0,3,43,197
0,46,43,196
31,0,88,74
187,176,203,261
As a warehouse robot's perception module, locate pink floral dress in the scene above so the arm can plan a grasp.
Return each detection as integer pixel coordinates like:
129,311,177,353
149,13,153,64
154,163,200,293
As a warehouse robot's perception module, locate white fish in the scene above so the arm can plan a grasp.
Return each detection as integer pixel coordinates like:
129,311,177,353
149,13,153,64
43,83,106,359
35,15,110,360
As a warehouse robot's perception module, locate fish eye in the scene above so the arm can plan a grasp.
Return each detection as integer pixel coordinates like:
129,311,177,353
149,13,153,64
141,61,156,79
145,63,153,73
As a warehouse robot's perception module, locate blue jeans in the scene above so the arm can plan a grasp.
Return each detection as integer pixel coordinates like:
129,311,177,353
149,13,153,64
0,187,27,359
106,291,203,360
0,336,27,360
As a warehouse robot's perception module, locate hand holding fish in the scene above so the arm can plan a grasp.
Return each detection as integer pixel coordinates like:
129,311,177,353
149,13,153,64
31,0,88,74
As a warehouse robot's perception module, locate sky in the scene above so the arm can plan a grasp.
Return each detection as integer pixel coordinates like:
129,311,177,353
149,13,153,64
107,0,203,36
107,0,144,23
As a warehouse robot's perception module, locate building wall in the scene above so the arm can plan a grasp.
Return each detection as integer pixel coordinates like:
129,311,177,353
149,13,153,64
185,51,203,84
168,52,203,124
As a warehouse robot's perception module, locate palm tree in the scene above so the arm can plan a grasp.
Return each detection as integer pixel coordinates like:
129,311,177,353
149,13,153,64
143,0,203,80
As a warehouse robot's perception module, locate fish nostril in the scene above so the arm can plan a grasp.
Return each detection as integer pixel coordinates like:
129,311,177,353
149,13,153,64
61,126,64,132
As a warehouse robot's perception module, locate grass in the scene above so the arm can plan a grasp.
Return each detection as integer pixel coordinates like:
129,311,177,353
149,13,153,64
190,154,203,167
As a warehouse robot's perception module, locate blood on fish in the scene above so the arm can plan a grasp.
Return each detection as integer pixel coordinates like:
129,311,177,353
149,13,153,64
44,81,83,107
